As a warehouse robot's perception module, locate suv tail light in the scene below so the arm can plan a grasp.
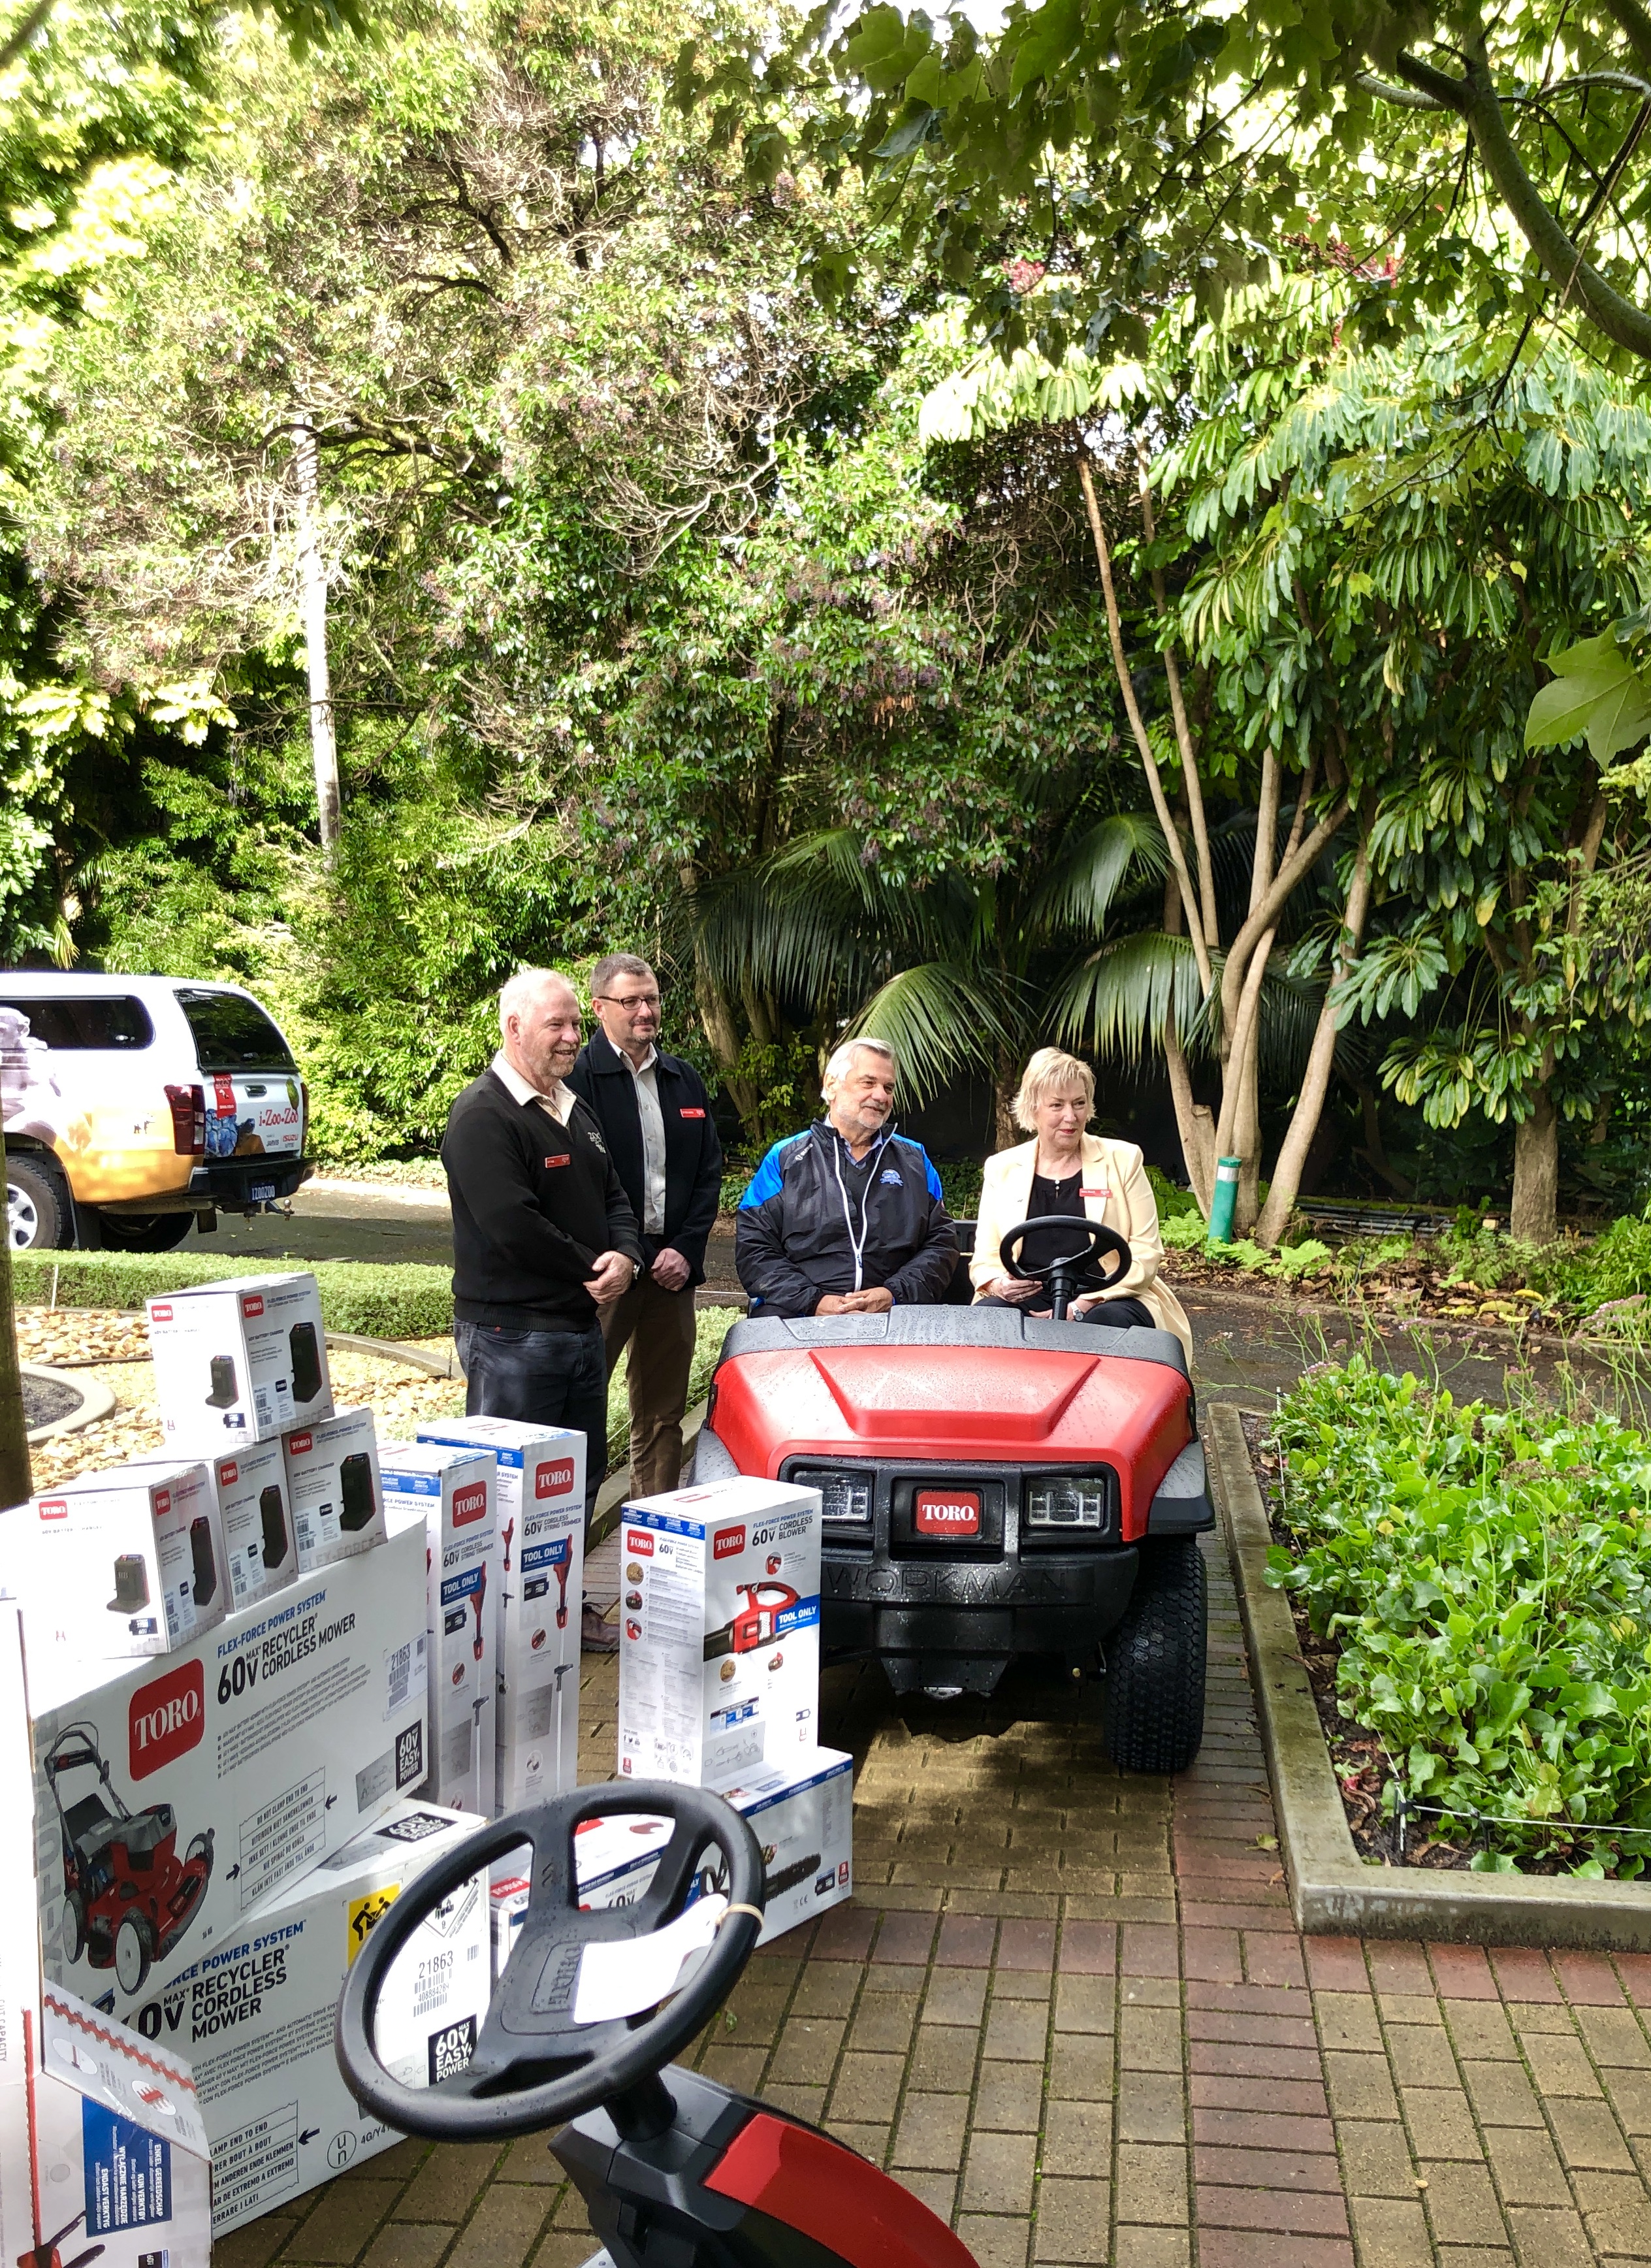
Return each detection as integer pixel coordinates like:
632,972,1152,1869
165,1083,206,1155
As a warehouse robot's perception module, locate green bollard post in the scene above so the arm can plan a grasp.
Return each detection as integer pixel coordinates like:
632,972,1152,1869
1207,1156,1242,1243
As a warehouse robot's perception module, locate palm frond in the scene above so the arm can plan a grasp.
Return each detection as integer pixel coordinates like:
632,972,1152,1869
844,962,1021,1103
1029,811,1166,938
1048,932,1210,1064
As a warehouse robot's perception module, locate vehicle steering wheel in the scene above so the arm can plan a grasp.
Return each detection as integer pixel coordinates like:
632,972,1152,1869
336,1781,763,2141
997,1216,1134,1321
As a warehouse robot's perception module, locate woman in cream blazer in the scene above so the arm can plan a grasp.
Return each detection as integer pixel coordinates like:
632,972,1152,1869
970,1048,1194,1362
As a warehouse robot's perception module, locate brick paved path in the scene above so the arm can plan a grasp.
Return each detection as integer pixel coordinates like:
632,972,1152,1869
223,1528,1651,2268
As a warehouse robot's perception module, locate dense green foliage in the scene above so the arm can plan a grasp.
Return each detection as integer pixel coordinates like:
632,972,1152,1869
1270,1357,1651,1874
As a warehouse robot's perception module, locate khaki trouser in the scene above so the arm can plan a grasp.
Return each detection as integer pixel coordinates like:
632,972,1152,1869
600,1271,698,1497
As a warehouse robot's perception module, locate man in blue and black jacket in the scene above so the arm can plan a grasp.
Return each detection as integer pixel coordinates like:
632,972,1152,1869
735,1040,957,1317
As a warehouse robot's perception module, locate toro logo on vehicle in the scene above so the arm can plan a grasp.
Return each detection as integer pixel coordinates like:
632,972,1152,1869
914,1488,982,1539
129,1658,206,1779
713,1526,746,1561
535,1461,576,1500
626,1530,654,1557
240,1294,265,1319
453,1482,490,1529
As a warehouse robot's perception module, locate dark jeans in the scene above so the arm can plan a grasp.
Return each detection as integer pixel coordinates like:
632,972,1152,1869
978,1294,1156,1328
455,1320,607,1523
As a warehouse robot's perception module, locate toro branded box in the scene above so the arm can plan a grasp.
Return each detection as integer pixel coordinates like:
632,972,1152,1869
616,1474,821,1789
415,1417,585,1809
283,1404,387,1570
1,1458,226,1662
148,1271,333,1451
128,1438,297,1613
152,1799,490,2235
490,1749,852,1974
0,1608,213,2268
29,1519,431,2025
381,1442,498,1817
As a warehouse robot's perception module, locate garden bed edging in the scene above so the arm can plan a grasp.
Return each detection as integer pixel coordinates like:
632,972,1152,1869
1207,1399,1651,1950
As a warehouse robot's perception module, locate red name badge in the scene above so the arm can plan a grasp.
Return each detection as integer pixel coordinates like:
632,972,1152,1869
1080,1186,1108,1199
679,1107,706,1118
544,1154,570,1168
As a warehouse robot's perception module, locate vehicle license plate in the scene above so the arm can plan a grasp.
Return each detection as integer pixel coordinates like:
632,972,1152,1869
249,1182,276,1202
914,1487,982,1539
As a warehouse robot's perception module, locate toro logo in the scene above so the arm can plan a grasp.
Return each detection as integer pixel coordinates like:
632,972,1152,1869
38,1499,67,1522
713,1526,746,1561
151,1303,173,1323
154,1489,171,1516
914,1488,982,1539
453,1482,490,1529
289,1431,313,1456
535,1461,576,1500
220,1460,239,1485
129,1658,205,1779
241,1294,265,1319
626,1530,654,1557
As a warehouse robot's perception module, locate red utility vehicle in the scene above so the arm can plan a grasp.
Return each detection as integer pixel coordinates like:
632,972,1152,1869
43,1722,214,1994
689,1218,1211,1772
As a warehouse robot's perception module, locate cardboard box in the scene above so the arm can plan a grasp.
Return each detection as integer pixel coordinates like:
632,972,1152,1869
616,1476,821,1787
283,1405,387,1569
0,1608,213,2268
489,1749,852,1975
142,1799,490,2235
0,1459,225,1661
30,1522,431,2024
148,1271,332,1451
128,1438,297,1612
415,1418,585,1809
381,1443,498,1817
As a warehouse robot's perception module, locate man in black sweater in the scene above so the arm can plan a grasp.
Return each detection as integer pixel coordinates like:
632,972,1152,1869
441,967,643,1652
569,952,724,1495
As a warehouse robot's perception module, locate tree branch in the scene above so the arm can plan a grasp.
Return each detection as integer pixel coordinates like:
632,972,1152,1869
0,0,54,74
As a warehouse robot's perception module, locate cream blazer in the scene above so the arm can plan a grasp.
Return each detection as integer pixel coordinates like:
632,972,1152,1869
970,1133,1193,1361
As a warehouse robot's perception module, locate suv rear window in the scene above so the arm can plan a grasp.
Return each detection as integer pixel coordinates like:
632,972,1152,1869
0,996,153,1049
176,989,296,1071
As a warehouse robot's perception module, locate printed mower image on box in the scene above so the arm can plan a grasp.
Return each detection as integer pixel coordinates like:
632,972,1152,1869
43,1721,213,1994
689,1219,1213,1772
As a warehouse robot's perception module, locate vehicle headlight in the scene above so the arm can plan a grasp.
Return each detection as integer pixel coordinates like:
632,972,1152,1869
792,1466,873,1526
1025,1476,1108,1530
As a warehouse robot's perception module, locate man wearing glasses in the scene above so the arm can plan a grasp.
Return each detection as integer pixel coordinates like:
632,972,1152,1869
569,954,725,1496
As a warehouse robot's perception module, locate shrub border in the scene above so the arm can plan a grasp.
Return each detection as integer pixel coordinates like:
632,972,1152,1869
1207,1400,1651,1950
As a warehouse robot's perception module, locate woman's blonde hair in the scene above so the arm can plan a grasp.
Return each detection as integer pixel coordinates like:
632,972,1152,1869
1013,1047,1095,1133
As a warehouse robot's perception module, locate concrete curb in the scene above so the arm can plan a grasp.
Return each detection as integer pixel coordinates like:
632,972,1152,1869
22,1363,116,1443
1208,1399,1651,1951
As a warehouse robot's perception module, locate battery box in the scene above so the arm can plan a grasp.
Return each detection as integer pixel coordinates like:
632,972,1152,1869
283,1404,387,1569
127,1437,297,1613
148,1272,333,1451
1,1459,225,1662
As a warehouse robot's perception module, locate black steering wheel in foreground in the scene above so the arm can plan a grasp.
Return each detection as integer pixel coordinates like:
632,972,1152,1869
337,1781,763,2141
998,1215,1134,1322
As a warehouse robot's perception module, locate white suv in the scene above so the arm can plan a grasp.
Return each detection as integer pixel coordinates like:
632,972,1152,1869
1,973,312,1251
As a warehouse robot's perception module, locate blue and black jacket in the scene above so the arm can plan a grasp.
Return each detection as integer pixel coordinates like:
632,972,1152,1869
735,1121,958,1317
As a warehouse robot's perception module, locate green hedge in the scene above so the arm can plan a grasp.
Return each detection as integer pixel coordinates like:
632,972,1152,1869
13,1253,455,1340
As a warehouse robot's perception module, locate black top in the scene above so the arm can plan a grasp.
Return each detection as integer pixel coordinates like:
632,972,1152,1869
1015,1170,1091,1276
567,1027,725,1284
441,1068,643,1331
735,1121,957,1317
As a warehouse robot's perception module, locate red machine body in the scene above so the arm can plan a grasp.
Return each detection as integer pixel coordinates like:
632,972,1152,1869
44,1725,214,1996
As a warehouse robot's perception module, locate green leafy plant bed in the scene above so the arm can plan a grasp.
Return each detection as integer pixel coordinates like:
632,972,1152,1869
1257,1361,1651,1879
14,1252,455,1342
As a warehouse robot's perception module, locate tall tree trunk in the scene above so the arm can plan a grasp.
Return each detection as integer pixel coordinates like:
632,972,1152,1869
1256,834,1374,1246
0,1129,32,1509
692,950,761,1137
993,1066,1020,1151
1511,1072,1559,1244
294,421,341,860
1161,876,1215,1211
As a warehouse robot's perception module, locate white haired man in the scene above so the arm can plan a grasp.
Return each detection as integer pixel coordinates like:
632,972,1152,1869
734,1039,957,1318
441,968,643,1651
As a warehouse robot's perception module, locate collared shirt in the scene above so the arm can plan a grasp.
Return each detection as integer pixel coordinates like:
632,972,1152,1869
621,1042,667,1237
490,1050,575,1127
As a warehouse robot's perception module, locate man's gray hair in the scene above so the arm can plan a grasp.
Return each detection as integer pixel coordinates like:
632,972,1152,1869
821,1036,899,1103
498,967,577,1035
